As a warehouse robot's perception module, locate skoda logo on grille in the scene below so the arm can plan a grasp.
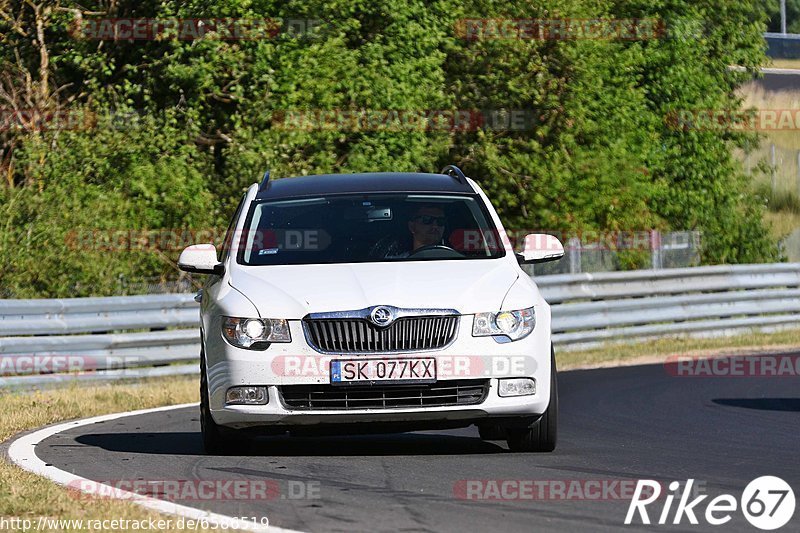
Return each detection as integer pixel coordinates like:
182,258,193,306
370,306,394,327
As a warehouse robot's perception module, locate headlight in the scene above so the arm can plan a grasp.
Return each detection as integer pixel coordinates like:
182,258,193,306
222,316,291,349
472,307,535,341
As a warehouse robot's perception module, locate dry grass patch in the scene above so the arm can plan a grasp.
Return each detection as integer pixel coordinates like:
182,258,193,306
767,59,800,70
737,84,800,192
558,327,800,370
0,377,198,443
0,376,232,532
764,210,800,240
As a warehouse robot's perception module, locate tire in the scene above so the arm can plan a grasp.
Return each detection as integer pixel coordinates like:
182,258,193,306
478,423,506,440
200,350,246,455
506,347,558,453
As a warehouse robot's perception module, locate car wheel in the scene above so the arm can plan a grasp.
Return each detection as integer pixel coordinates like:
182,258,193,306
478,423,506,440
200,349,246,455
506,347,558,453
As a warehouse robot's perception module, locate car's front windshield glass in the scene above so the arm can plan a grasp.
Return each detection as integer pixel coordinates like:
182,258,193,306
237,193,506,266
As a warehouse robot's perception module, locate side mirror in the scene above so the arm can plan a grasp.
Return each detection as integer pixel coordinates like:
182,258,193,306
517,234,565,264
178,244,224,275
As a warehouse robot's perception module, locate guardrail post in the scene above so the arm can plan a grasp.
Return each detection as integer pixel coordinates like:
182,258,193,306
781,0,787,34
651,230,662,270
568,237,581,274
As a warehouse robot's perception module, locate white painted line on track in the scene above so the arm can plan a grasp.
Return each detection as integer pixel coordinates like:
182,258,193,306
7,402,304,532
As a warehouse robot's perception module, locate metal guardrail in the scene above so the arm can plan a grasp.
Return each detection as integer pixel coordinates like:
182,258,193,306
0,294,201,387
765,32,800,59
1,263,799,386
539,263,800,347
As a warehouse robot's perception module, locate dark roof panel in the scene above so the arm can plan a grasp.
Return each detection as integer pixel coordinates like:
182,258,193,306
255,172,475,200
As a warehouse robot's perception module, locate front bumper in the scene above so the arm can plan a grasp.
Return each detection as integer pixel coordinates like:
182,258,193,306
214,378,548,429
205,314,553,429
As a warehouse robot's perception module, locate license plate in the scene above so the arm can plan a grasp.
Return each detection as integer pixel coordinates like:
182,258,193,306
330,358,436,385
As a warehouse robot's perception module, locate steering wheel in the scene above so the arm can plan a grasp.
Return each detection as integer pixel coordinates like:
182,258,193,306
408,244,464,259
369,235,401,259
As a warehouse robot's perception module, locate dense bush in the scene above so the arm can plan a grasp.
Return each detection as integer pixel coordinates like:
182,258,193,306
0,0,778,296
0,110,217,296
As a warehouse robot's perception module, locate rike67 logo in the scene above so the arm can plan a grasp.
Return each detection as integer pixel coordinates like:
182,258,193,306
626,477,795,530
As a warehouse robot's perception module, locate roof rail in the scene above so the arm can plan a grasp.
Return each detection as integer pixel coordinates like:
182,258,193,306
259,170,271,192
440,165,467,184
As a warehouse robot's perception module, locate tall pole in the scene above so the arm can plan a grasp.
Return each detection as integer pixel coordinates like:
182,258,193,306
781,0,787,34
771,143,777,194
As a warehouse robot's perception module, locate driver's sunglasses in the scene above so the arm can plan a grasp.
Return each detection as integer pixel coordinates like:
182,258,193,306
414,215,446,226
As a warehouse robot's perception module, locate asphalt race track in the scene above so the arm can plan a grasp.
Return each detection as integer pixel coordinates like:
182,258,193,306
33,361,800,532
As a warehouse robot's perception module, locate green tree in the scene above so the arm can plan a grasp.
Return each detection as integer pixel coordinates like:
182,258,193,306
0,0,781,297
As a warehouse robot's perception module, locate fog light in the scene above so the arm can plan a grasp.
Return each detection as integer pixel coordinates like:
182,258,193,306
498,378,536,397
226,386,268,405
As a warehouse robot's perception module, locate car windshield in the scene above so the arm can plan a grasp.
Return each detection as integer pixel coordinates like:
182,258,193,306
237,193,506,266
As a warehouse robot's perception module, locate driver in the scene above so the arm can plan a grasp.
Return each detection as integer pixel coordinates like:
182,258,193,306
377,205,448,259
408,205,447,251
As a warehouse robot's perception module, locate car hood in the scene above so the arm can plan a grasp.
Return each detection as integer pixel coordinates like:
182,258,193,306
229,260,519,318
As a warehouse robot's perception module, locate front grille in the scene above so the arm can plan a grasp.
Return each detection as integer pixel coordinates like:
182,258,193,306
279,379,489,410
304,315,459,353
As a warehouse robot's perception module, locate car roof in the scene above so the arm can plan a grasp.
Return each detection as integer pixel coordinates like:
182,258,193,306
254,172,475,200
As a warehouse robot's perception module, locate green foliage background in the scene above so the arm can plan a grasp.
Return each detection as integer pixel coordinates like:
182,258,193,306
0,0,778,297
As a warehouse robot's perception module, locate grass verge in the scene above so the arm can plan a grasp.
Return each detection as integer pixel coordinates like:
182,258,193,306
0,376,227,533
764,210,800,241
767,59,800,70
558,327,800,370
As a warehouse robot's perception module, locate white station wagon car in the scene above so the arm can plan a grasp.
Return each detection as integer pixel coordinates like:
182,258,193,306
179,166,565,454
